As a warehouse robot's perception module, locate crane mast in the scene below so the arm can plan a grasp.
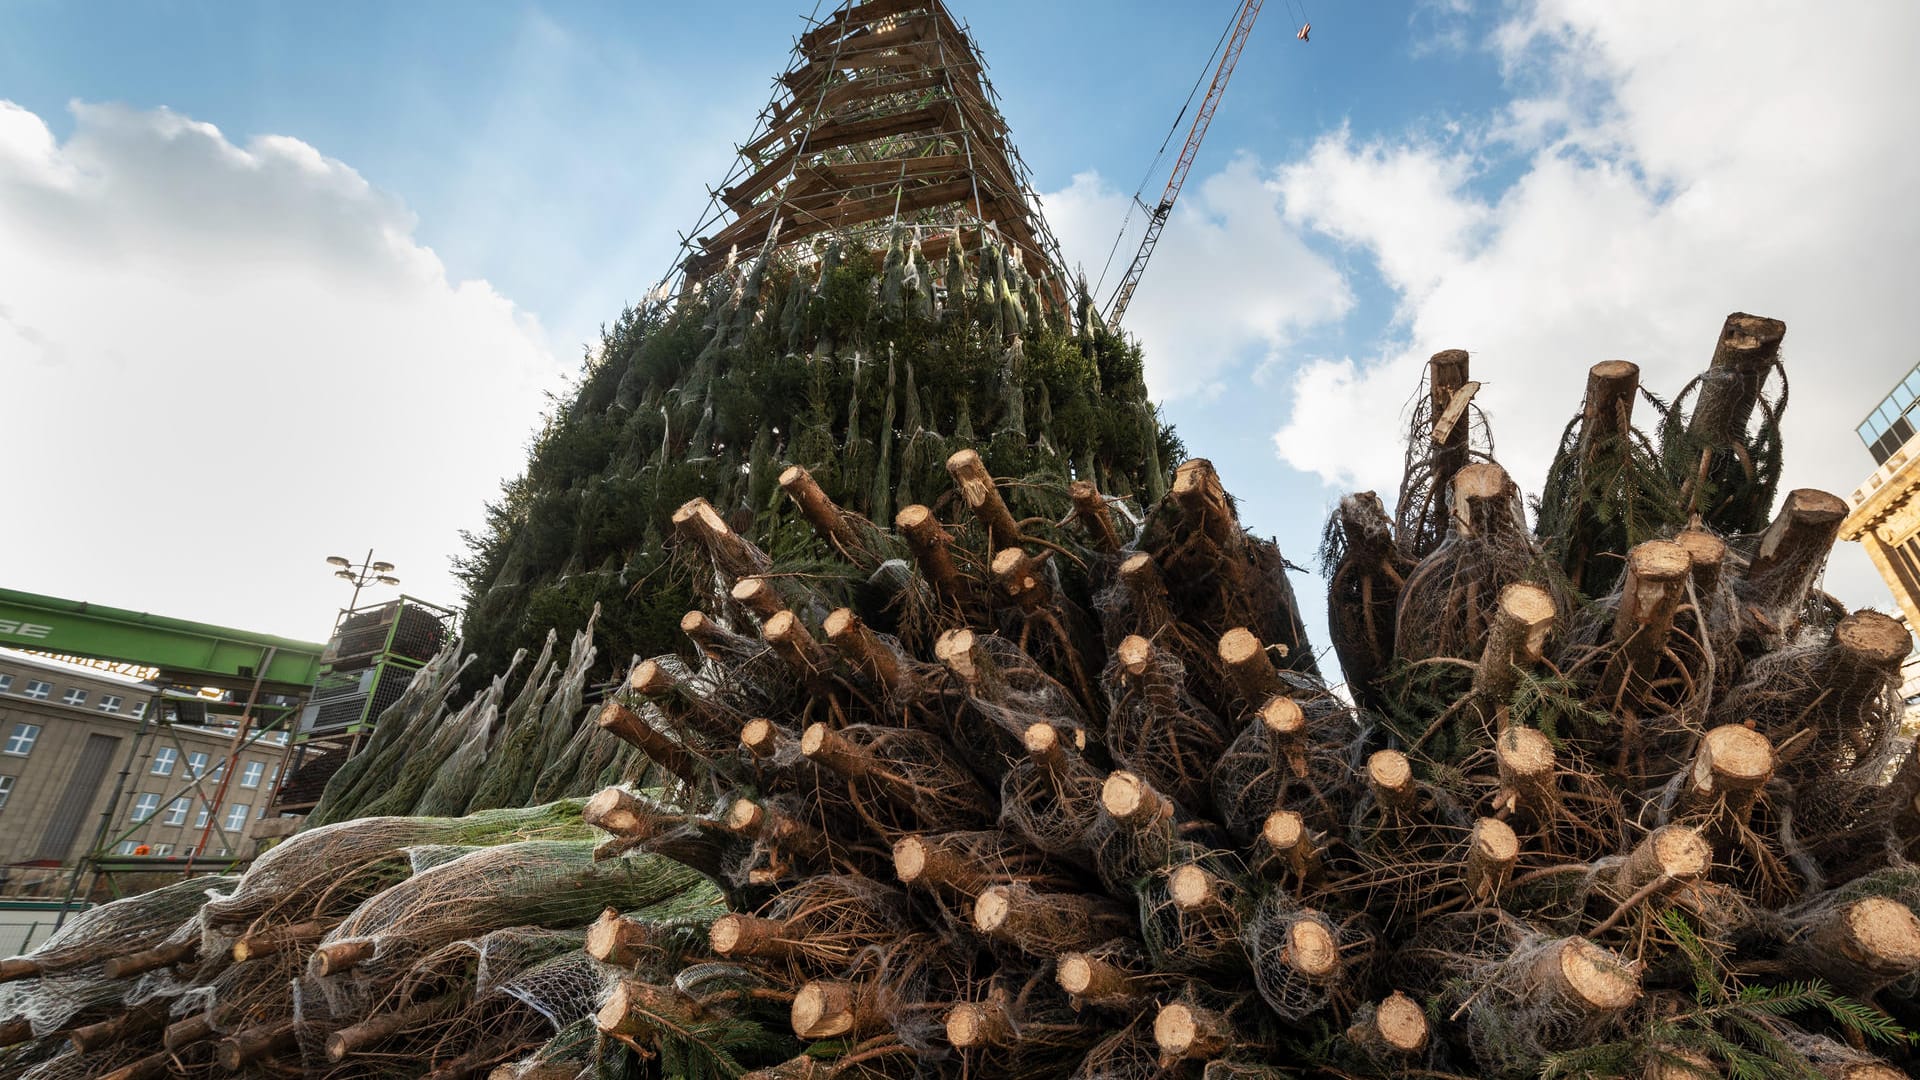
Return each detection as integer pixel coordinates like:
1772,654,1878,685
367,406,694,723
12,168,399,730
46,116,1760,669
1103,0,1264,328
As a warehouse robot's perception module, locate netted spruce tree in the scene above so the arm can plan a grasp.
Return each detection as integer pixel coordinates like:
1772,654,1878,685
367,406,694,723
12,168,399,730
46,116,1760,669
6,0,1920,1074
7,297,1920,1080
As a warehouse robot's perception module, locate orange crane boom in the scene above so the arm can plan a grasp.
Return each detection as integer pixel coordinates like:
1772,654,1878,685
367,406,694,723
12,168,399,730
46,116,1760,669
1103,0,1264,327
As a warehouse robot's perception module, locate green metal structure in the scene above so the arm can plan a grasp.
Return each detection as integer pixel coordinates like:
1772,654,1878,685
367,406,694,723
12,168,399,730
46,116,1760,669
0,588,325,695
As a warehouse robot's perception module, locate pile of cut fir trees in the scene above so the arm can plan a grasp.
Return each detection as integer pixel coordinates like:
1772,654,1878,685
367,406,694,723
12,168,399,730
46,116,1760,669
8,309,1920,1080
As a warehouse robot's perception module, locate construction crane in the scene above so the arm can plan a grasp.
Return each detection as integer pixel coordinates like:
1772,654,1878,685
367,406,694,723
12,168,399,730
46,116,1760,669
1102,0,1267,328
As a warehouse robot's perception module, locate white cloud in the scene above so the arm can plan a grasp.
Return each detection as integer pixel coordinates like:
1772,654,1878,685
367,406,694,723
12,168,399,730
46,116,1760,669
0,101,561,640
1041,157,1352,401
1272,0,1920,608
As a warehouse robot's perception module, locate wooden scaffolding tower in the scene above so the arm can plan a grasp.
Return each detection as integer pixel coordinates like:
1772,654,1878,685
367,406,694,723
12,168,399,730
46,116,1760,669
673,0,1073,308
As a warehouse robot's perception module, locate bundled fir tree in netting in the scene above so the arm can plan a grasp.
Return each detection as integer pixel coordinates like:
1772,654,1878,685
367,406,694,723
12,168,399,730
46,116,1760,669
10,273,1920,1080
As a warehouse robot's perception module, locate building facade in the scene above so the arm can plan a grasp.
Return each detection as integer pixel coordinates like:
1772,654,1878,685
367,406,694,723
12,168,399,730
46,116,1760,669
0,651,288,895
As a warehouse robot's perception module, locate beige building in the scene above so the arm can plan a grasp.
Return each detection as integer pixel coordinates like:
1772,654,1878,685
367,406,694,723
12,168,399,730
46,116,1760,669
1841,364,1920,720
0,651,288,895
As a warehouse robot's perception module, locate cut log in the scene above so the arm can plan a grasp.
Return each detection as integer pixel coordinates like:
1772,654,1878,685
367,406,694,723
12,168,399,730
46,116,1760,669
1531,937,1640,1013
1580,361,1641,448
1169,863,1229,914
69,1000,167,1053
597,979,678,1039
586,908,659,967
312,938,376,977
94,1053,172,1080
673,498,765,582
1283,914,1341,979
1023,721,1070,772
972,884,1132,953
1219,627,1283,703
164,1013,217,1051
825,608,903,689
1466,817,1519,900
945,991,1013,1049
1613,825,1712,893
1348,990,1430,1057
1116,635,1154,679
895,504,968,607
732,576,788,622
781,464,866,556
596,701,697,783
992,547,1048,609
327,995,459,1061
1153,1001,1232,1062
1686,313,1786,443
1741,489,1849,628
0,958,40,984
0,1017,27,1047
1834,609,1912,670
232,917,335,962
739,719,788,760
726,798,830,861
1474,582,1556,712
102,938,196,980
1172,459,1238,546
584,786,664,840
800,723,872,777
1259,810,1322,884
947,448,1021,550
711,913,799,961
1805,895,1920,993
628,658,678,697
1450,463,1521,538
1100,770,1171,828
1368,750,1418,812
216,1022,298,1071
1681,725,1775,820
1608,540,1692,693
791,980,879,1040
1056,952,1141,1007
1673,527,1728,594
1495,726,1557,817
1068,480,1121,554
764,610,829,677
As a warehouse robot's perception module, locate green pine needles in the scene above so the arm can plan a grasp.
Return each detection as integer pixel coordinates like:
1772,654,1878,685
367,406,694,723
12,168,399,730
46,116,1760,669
455,242,1179,683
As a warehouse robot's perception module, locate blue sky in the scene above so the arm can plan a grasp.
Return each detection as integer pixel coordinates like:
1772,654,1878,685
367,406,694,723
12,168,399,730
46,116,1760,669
2,1,1915,650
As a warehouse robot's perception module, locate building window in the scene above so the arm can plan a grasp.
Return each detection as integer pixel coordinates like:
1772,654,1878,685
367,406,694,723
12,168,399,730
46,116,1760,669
0,674,11,693
187,752,208,779
151,747,177,776
240,762,264,789
194,805,209,828
115,841,139,855
60,688,87,707
152,843,173,856
0,776,13,812
269,763,281,791
163,798,188,825
130,793,160,822
131,701,148,719
215,847,229,857
98,695,122,714
22,681,50,700
4,724,40,756
210,759,226,782
224,804,250,831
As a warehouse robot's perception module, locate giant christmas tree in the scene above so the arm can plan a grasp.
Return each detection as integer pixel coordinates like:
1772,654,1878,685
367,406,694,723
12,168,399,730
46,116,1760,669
4,5,1918,1080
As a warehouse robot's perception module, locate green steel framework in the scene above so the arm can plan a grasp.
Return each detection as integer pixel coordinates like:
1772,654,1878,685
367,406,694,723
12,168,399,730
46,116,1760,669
0,588,327,915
